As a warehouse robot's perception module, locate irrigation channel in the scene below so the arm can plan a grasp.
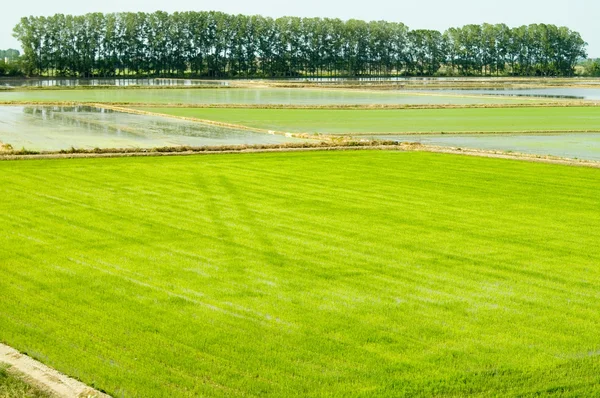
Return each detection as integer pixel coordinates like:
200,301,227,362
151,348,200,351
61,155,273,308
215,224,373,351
0,106,307,151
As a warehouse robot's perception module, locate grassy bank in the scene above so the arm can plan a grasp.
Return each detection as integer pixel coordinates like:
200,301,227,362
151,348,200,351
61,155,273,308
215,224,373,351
1,151,600,397
138,106,600,134
0,365,50,398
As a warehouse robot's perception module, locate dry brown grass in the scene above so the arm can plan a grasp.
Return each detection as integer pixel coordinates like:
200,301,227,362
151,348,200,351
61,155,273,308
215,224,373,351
2,141,600,170
1,101,598,110
0,140,399,160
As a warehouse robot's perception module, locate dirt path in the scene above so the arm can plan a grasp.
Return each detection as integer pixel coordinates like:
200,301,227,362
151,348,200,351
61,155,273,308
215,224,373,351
0,343,110,398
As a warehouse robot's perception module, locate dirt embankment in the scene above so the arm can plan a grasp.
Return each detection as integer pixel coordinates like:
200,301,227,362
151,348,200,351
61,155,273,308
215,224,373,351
2,100,599,110
0,343,110,397
1,142,599,169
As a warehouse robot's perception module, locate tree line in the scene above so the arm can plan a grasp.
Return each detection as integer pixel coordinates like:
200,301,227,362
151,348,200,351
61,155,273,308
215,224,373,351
0,49,22,76
583,59,600,76
12,11,588,78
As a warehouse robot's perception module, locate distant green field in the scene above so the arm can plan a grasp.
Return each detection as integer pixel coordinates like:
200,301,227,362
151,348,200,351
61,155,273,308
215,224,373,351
139,106,600,134
0,87,542,106
1,151,600,397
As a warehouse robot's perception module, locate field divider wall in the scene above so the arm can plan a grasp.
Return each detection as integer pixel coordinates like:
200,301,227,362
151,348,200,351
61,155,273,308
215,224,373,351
2,141,600,169
1,101,599,110
92,104,322,141
0,343,110,398
264,83,600,90
343,129,600,135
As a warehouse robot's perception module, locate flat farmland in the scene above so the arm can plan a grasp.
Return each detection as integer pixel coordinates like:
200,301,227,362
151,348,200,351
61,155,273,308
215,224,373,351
0,88,548,106
1,151,600,397
137,106,600,134
0,105,305,151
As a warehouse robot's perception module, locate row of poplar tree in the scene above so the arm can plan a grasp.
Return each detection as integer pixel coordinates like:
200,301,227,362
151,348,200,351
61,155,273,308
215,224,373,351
13,11,587,78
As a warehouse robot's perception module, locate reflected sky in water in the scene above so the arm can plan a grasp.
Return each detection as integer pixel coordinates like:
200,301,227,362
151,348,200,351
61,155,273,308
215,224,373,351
363,133,600,161
423,88,600,100
0,106,305,150
0,88,539,105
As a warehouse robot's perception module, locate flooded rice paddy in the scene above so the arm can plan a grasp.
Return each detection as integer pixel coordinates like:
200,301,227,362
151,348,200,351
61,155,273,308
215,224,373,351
0,88,546,105
366,133,600,161
429,88,600,101
0,106,304,151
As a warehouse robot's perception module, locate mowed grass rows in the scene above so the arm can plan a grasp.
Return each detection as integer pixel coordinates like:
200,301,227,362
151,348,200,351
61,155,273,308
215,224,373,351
1,151,600,397
138,106,600,134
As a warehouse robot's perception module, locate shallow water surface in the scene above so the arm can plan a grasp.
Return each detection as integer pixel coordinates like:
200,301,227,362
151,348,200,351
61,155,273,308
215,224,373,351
0,88,543,105
364,133,600,161
0,106,304,150
429,88,600,100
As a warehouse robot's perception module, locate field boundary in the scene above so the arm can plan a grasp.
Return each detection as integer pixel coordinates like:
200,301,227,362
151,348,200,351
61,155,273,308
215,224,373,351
92,104,324,140
341,129,600,135
96,105,600,136
1,143,599,169
0,343,110,398
94,104,274,133
2,101,598,110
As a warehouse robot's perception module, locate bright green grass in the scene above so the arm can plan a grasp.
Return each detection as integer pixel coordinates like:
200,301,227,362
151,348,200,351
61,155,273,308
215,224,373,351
0,88,542,105
0,365,50,398
138,106,600,134
1,151,600,397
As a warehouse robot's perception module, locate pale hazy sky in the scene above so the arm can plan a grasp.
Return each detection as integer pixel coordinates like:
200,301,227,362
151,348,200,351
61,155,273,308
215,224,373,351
1,0,598,57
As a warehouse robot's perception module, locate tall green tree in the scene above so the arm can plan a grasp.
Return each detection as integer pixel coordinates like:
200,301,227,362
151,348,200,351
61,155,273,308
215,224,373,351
11,12,589,78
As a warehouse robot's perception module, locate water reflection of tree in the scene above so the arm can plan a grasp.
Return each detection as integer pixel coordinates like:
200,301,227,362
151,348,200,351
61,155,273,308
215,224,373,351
19,106,249,140
5,78,221,88
21,106,118,133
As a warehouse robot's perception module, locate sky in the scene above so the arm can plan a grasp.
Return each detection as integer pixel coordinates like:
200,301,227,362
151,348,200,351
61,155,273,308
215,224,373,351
1,0,598,57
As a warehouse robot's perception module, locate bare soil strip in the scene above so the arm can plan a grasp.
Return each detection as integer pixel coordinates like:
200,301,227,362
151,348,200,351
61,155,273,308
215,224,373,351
0,343,110,398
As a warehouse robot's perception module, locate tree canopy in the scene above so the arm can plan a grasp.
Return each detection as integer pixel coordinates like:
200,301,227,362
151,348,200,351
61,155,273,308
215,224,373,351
0,49,23,76
583,59,600,77
0,49,20,60
12,12,587,78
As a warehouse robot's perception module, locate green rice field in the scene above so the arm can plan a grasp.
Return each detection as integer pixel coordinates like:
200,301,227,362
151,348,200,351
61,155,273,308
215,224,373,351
138,106,600,134
0,88,548,105
1,151,600,397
